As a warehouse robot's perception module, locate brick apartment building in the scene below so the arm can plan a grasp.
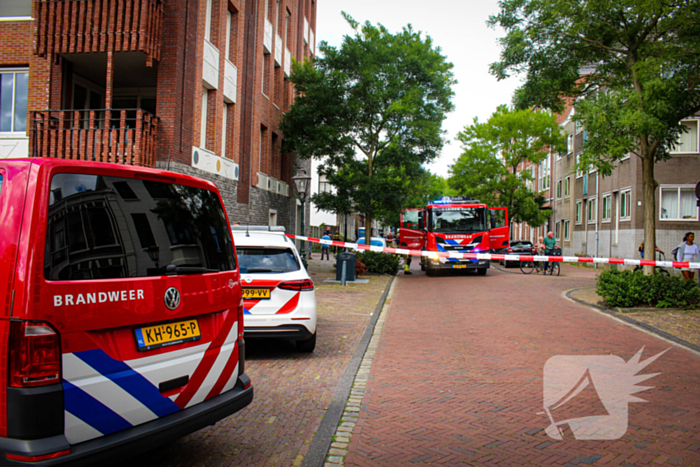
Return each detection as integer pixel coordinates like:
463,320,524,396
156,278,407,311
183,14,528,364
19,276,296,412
0,0,316,233
513,100,700,264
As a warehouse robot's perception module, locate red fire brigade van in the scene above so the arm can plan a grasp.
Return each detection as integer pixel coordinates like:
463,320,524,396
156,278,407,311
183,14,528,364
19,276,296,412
0,159,252,465
399,197,509,276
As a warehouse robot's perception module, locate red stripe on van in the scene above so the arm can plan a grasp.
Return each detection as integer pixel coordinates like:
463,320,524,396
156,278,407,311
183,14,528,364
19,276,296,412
204,341,240,402
174,310,237,409
275,293,300,314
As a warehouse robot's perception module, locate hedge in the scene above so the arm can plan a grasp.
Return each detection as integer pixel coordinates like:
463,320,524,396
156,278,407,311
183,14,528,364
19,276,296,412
596,269,700,309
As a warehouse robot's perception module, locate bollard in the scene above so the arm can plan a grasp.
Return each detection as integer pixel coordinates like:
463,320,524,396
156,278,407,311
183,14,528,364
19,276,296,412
341,261,347,286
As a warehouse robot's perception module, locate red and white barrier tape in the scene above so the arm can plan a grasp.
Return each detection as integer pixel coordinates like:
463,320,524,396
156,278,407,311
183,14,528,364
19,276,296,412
286,234,700,269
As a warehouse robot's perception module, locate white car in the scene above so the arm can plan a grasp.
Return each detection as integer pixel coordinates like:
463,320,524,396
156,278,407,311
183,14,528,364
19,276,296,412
232,226,317,352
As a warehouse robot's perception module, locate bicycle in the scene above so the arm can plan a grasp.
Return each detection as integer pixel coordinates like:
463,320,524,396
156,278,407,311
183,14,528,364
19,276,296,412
520,248,543,274
540,247,561,276
633,251,670,276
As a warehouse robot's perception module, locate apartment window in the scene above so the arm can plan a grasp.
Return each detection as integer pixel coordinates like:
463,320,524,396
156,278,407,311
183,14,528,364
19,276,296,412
204,0,213,42
0,1,31,17
588,198,597,223
575,200,582,224
564,176,570,197
602,194,611,221
221,104,229,159
555,221,561,240
564,220,571,241
575,153,583,178
200,89,208,149
556,179,562,198
0,70,28,133
539,157,550,192
566,133,573,154
319,174,331,193
671,120,699,154
660,186,698,220
620,190,631,220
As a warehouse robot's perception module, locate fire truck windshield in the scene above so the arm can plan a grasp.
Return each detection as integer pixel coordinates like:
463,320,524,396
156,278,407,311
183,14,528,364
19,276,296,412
430,207,487,233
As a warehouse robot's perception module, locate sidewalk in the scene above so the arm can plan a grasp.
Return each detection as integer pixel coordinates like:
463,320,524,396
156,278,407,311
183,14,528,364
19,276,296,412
568,286,700,351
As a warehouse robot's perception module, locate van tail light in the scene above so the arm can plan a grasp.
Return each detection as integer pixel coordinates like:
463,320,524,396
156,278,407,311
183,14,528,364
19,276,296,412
236,300,245,376
9,321,61,388
236,301,245,339
6,449,71,462
507,248,513,253
277,279,314,292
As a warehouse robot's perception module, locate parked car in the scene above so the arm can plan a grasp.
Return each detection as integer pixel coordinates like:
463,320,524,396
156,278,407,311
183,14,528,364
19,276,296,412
0,158,252,465
355,237,388,248
500,240,535,267
232,226,317,352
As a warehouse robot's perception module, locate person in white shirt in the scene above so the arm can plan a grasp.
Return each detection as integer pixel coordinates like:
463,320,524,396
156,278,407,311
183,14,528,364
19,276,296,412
676,232,700,281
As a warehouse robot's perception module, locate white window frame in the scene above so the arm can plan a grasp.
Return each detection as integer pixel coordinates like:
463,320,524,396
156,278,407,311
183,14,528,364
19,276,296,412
556,179,562,199
575,200,582,224
601,194,611,222
659,185,699,221
200,88,208,149
0,68,29,134
564,176,571,198
587,197,597,224
670,119,699,154
620,189,632,221
318,174,331,193
575,153,584,178
555,221,561,241
566,133,573,155
564,219,571,241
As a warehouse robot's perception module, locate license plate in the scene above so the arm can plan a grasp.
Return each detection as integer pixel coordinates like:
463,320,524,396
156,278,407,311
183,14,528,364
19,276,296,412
243,288,271,299
134,319,201,351
453,264,467,269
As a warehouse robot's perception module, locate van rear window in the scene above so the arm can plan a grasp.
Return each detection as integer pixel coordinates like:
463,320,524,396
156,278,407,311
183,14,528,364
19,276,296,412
44,173,236,280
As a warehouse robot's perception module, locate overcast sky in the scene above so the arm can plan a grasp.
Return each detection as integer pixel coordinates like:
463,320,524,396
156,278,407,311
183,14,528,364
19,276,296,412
315,0,522,178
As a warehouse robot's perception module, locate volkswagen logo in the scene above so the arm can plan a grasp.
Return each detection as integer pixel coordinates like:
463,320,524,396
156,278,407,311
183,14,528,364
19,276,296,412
164,287,181,310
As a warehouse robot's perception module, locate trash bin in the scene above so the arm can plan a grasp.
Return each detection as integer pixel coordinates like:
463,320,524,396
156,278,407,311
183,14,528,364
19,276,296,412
336,252,356,282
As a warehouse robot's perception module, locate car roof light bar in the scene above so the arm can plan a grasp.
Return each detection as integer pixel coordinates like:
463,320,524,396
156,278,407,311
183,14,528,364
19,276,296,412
231,225,286,232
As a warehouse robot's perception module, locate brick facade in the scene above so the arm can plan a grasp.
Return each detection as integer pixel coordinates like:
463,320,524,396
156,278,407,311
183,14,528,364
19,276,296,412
1,0,316,232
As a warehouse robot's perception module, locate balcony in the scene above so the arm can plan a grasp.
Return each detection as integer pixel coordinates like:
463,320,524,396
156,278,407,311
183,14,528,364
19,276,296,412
31,109,159,167
223,59,237,104
284,47,291,77
274,33,282,67
203,39,219,89
34,0,164,65
263,18,273,54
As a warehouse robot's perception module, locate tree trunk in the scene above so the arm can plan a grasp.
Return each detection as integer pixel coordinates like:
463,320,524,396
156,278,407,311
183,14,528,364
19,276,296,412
365,210,372,245
642,153,657,275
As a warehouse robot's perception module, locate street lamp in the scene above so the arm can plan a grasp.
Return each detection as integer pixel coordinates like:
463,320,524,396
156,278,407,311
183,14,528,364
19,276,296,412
292,169,312,266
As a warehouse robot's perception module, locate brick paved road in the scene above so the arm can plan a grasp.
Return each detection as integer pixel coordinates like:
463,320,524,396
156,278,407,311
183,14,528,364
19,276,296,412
344,264,700,466
135,256,390,467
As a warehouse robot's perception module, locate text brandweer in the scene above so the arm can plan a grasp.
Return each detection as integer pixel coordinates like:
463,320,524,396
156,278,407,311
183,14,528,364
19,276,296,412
54,290,146,306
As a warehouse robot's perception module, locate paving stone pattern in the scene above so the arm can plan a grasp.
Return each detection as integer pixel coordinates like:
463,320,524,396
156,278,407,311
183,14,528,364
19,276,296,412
344,265,700,466
135,255,390,467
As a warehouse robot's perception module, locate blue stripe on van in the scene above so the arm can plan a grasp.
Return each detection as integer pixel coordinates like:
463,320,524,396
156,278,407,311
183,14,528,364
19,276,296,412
244,308,252,315
75,349,181,418
63,380,132,435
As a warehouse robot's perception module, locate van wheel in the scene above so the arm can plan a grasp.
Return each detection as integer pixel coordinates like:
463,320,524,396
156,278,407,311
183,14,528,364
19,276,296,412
477,268,487,276
297,332,316,353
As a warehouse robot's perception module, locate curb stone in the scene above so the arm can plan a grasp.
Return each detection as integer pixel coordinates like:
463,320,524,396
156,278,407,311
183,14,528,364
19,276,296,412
300,276,395,467
565,287,700,355
322,278,396,466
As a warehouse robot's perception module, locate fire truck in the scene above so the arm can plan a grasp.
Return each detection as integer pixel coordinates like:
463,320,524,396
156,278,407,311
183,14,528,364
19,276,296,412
398,197,509,276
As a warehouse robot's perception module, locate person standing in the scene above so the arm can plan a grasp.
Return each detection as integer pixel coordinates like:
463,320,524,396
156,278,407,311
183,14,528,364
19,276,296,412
321,229,331,261
542,231,558,273
676,232,699,281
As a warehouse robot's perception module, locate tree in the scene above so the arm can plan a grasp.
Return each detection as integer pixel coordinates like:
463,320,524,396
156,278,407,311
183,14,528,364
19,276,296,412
281,13,456,244
489,0,700,267
449,105,565,230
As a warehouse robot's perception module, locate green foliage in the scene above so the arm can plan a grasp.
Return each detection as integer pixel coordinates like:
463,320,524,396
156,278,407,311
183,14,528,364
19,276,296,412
355,251,400,275
489,0,700,263
597,270,700,309
281,13,456,243
448,105,563,227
